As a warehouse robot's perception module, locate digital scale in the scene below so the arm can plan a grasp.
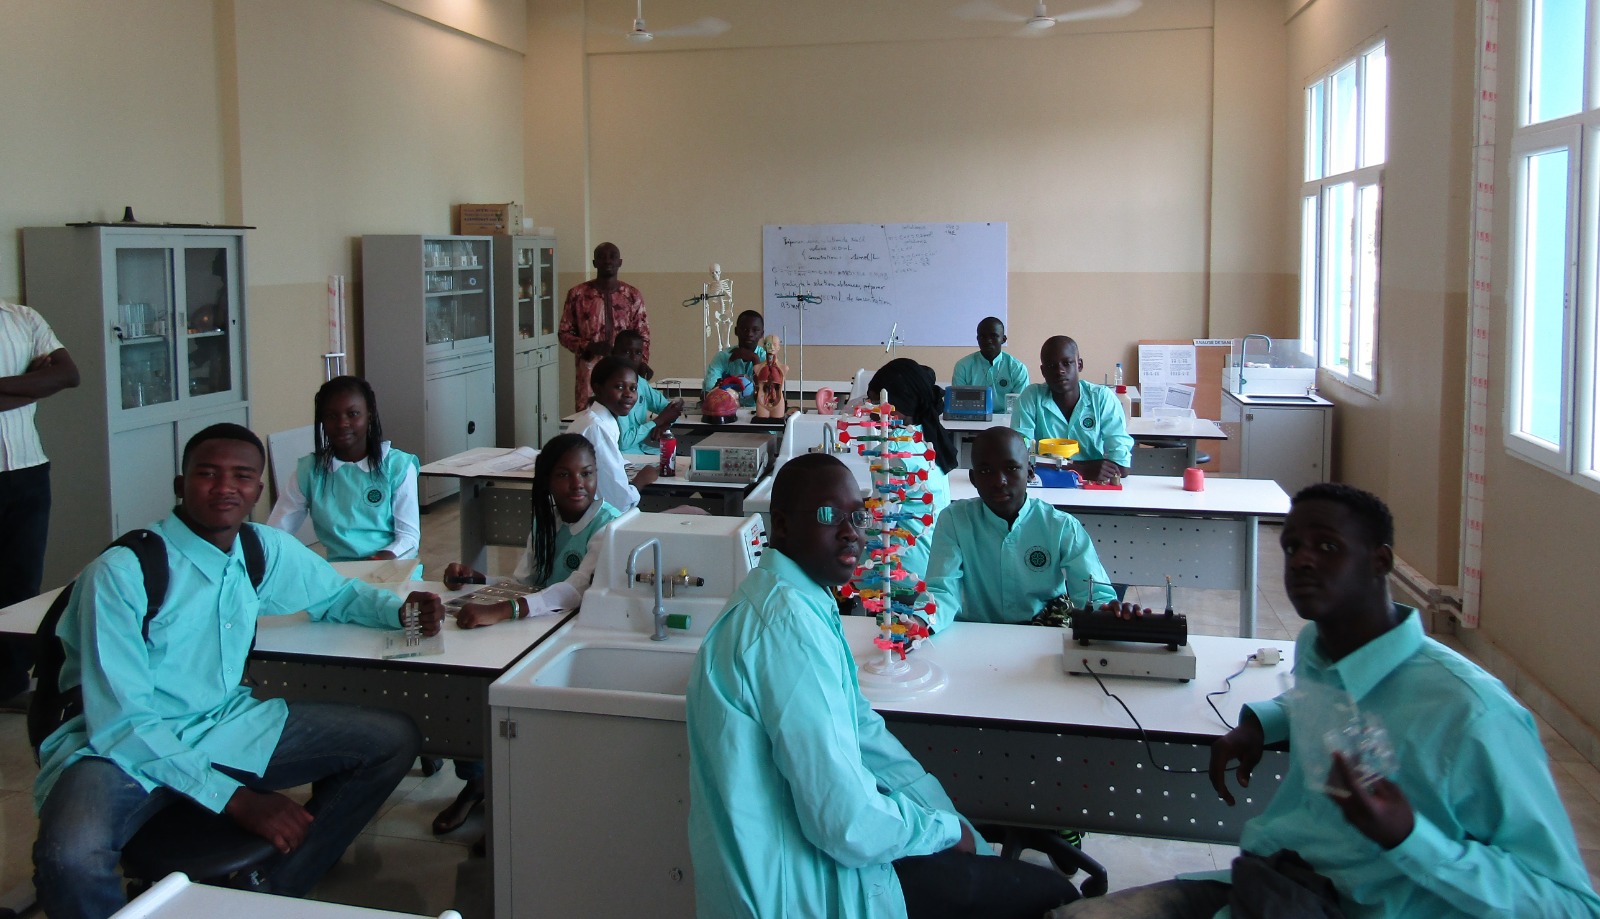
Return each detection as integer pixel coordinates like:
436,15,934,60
689,432,772,484
943,385,993,422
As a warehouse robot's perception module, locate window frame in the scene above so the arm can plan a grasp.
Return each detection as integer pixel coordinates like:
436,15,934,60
1508,0,1600,493
1301,40,1388,395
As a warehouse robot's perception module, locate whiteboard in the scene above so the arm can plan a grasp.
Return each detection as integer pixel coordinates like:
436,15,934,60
762,222,1007,347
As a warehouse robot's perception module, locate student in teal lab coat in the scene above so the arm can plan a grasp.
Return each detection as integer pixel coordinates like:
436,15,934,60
926,427,1120,626
267,376,420,563
1052,484,1600,919
611,330,683,454
686,453,1079,919
1010,336,1132,483
702,310,767,406
951,316,1030,401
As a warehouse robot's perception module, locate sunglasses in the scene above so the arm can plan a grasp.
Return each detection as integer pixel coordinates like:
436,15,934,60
816,506,871,529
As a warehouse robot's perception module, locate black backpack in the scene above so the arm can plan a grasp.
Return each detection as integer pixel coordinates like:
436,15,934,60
27,526,266,755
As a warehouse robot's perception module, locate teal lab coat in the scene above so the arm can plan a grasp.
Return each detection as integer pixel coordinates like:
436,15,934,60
617,377,672,454
687,548,980,919
925,496,1116,627
952,350,1030,398
1010,381,1133,467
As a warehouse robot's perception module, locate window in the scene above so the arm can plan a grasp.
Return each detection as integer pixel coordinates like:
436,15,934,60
1510,0,1600,487
1301,42,1387,392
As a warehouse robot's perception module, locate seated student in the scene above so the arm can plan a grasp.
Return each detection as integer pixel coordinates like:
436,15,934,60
865,359,960,583
687,453,1079,918
926,427,1118,626
267,376,419,562
567,356,659,511
429,433,624,835
702,310,766,407
33,424,443,919
611,330,683,454
1011,335,1133,484
1053,484,1600,919
952,316,1030,401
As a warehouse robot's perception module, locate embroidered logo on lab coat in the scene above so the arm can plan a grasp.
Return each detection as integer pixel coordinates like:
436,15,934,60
999,378,1010,387
365,488,384,506
565,552,582,571
1082,415,1096,429
1026,546,1051,570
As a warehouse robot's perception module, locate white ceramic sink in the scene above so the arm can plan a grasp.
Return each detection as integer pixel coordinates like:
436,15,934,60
531,643,695,694
491,633,702,722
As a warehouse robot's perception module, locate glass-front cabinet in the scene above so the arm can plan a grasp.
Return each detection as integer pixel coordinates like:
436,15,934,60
494,235,560,448
22,225,249,585
363,234,497,503
111,241,243,415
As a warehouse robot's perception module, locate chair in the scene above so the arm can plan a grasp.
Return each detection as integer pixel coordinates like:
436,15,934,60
118,803,280,895
976,824,1109,898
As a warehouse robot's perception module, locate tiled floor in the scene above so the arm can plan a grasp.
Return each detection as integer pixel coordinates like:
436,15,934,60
3,511,1600,916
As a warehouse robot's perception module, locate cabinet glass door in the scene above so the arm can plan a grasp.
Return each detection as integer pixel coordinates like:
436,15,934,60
516,242,537,343
453,239,491,348
536,242,557,339
113,247,176,411
182,247,235,398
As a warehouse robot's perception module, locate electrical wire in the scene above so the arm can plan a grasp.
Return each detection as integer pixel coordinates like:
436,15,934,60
1079,657,1254,776
1205,657,1254,730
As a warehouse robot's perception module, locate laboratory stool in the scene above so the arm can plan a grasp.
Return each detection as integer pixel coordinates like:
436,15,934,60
976,824,1109,899
119,801,280,896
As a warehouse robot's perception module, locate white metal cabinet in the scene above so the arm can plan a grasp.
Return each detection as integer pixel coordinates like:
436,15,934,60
1220,391,1333,497
493,235,558,448
362,235,496,505
22,226,249,585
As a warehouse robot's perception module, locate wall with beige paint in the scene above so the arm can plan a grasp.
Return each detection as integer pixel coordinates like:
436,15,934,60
1477,0,1600,732
1284,0,1471,583
1,0,525,535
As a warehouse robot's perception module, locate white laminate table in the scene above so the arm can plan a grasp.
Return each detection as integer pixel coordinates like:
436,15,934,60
942,411,1226,468
944,473,1289,637
420,446,759,574
847,617,1296,842
112,872,462,918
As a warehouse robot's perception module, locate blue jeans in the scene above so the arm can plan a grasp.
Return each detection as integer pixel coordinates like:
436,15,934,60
34,700,421,919
1048,879,1231,918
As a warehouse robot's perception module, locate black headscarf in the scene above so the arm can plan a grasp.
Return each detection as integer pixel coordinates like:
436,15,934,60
867,358,959,474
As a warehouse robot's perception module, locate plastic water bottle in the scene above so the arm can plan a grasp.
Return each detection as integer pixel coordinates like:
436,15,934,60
1114,385,1133,420
1113,362,1124,387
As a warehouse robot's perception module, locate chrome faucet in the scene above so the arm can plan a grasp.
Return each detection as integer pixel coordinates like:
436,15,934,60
1239,334,1273,388
627,538,668,641
821,421,836,454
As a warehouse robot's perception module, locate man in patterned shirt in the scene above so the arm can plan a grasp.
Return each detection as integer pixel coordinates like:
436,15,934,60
0,299,79,708
558,241,652,412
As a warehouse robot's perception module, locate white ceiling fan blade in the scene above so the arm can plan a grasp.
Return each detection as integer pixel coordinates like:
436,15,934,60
1052,0,1143,23
953,0,1029,25
653,16,732,38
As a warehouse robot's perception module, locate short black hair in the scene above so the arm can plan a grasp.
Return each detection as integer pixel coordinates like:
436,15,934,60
977,316,1004,330
736,310,763,325
771,453,848,518
588,355,634,395
1293,482,1394,548
1042,334,1079,357
614,328,645,348
181,423,265,472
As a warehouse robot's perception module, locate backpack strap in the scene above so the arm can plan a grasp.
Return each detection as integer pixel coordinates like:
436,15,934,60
118,530,170,644
240,524,266,590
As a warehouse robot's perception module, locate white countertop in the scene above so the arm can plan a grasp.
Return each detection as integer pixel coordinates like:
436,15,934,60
846,617,1295,739
253,579,572,672
420,446,750,491
946,472,1289,517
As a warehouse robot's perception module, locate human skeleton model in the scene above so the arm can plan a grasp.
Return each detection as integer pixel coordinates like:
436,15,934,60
683,263,736,371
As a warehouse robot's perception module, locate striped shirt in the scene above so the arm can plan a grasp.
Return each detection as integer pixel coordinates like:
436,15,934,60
0,301,66,472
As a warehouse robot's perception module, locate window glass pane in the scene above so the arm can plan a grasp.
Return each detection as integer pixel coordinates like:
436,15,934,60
1305,83,1325,181
1300,197,1319,345
1519,148,1570,445
1529,0,1585,123
1327,63,1358,176
1355,184,1381,380
1321,182,1356,372
1362,44,1387,167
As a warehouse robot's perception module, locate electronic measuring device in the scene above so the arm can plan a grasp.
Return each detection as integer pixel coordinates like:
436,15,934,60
943,385,993,422
690,432,772,484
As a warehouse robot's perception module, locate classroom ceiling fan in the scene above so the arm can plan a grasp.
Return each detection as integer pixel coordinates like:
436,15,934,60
954,0,1143,35
623,0,731,43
